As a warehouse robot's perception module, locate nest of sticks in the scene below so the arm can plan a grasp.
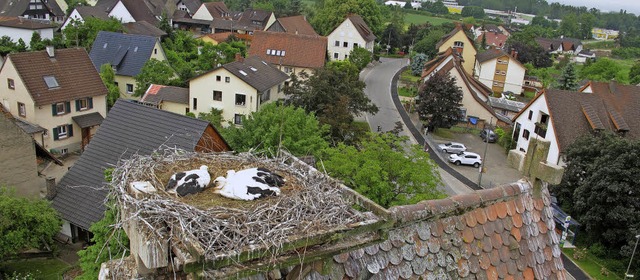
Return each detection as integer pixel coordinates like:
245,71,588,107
109,148,372,261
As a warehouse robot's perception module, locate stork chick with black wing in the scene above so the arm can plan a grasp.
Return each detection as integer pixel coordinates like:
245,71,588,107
213,167,285,201
166,165,211,197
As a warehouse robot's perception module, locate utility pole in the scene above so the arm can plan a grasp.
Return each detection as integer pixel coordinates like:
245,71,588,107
477,117,492,188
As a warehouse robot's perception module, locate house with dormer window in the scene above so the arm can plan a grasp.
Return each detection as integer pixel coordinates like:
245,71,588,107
0,0,65,23
248,31,327,75
0,47,108,154
189,55,289,126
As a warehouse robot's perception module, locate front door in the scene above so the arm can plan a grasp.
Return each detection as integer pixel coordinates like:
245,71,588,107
81,127,91,151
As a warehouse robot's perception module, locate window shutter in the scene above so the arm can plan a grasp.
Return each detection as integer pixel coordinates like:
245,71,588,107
67,124,73,137
65,101,71,113
53,127,59,140
75,100,80,111
52,104,57,116
88,98,93,109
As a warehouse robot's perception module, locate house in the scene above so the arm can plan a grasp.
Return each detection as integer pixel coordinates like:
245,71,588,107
91,0,177,25
0,17,55,48
248,31,327,75
535,38,562,54
266,15,318,36
592,27,619,40
189,55,289,126
210,9,276,34
0,0,65,23
436,25,477,75
176,0,202,17
89,31,168,98
140,84,189,115
51,99,231,242
122,21,167,38
192,1,230,21
511,81,640,166
474,49,526,95
327,14,376,61
574,49,596,64
0,104,62,198
523,75,543,95
60,6,110,30
0,47,108,154
559,37,582,55
421,48,510,128
488,96,525,120
476,31,508,50
535,37,582,55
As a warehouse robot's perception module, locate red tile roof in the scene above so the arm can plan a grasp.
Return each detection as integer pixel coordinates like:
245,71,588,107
7,48,108,106
203,1,229,19
248,31,327,69
477,32,508,49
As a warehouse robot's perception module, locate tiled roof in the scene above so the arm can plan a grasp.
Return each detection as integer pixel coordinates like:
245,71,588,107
73,6,110,20
489,96,526,113
118,0,169,25
204,56,289,92
0,0,64,17
179,0,202,14
477,32,508,49
72,112,104,128
274,15,318,36
203,1,229,19
0,16,55,29
535,38,561,52
141,84,189,105
347,14,375,42
248,31,327,69
51,100,220,230
7,48,108,106
123,21,167,37
89,31,159,77
544,82,640,152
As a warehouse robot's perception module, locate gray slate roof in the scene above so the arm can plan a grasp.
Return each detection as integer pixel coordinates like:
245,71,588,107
123,21,167,37
51,100,212,230
89,31,159,77
73,6,110,20
72,112,105,128
488,96,526,113
220,56,289,92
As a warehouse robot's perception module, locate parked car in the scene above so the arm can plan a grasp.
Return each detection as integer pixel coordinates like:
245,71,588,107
448,152,482,167
437,142,467,154
480,129,497,143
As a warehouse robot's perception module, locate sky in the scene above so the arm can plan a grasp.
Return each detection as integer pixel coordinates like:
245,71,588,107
548,0,640,15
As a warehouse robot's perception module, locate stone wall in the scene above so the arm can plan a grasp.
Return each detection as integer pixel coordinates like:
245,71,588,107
0,114,44,197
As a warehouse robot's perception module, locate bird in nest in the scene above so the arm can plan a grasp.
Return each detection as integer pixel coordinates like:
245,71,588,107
213,167,285,201
166,165,211,197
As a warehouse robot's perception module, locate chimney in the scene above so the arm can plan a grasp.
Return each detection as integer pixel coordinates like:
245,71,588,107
45,46,55,58
45,177,56,200
235,53,243,62
513,51,518,59
510,47,516,58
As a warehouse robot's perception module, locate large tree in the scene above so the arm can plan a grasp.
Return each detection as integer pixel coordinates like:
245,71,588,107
134,59,179,97
552,133,640,271
222,103,330,157
629,61,640,85
413,29,446,59
311,0,383,36
348,46,372,71
556,63,579,90
0,36,27,56
319,132,444,208
99,63,121,108
0,187,62,260
579,58,624,83
62,17,122,50
416,71,463,130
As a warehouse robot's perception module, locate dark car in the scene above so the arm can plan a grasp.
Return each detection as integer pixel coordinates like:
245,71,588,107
480,129,497,143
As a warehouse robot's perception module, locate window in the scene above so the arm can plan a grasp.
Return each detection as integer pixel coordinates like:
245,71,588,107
225,77,230,83
261,89,270,102
234,114,243,125
126,84,133,94
216,75,221,82
333,53,339,59
345,54,349,59
18,102,26,117
52,102,69,115
528,110,533,120
213,90,222,101
154,49,157,54
495,70,500,75
353,43,359,48
193,98,197,110
43,76,59,89
453,41,464,48
277,84,282,92
335,41,340,46
76,98,93,111
343,42,348,48
53,124,73,140
284,67,292,73
500,71,506,75
522,129,530,140
235,94,246,106
7,78,14,89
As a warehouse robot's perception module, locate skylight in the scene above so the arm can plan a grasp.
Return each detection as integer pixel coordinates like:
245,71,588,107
43,76,59,89
239,70,247,76
249,67,257,72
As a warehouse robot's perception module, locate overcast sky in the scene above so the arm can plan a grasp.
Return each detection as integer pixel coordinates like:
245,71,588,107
548,0,640,15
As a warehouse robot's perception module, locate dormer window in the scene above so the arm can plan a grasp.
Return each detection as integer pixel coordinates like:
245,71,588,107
44,76,59,89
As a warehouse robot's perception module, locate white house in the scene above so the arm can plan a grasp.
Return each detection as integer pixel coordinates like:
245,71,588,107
60,6,110,30
327,14,376,61
0,17,55,48
474,49,526,95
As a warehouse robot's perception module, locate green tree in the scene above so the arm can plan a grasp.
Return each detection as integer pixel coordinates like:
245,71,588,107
413,29,445,58
578,13,596,39
134,59,178,97
0,36,27,56
197,108,224,130
222,103,330,157
579,58,625,83
0,187,62,260
552,133,640,265
99,63,121,108
629,61,640,85
410,53,428,76
417,71,463,129
348,46,372,71
65,0,88,14
319,132,444,208
311,0,383,36
461,6,485,18
63,17,123,49
284,61,378,144
29,31,45,51
556,63,579,90
559,13,579,38
422,0,449,14
480,33,487,50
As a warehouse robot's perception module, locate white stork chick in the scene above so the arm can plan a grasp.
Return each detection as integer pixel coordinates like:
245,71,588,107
166,165,211,197
213,168,284,201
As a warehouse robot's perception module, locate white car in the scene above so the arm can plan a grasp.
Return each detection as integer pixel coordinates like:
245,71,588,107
448,152,482,168
437,142,467,154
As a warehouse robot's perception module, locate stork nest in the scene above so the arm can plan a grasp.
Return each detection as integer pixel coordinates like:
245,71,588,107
109,148,371,261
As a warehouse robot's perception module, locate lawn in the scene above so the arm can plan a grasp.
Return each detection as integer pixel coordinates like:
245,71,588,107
404,13,455,26
0,258,71,280
400,69,421,83
562,248,623,280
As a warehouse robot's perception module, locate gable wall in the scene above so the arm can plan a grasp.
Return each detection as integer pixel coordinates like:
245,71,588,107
439,30,476,75
61,9,83,30
450,68,495,121
0,115,43,198
0,58,37,122
513,95,561,165
192,4,213,21
327,18,370,61
504,58,525,94
109,1,135,23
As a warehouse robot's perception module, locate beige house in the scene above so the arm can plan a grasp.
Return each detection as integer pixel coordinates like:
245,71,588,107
474,49,526,94
327,14,375,61
140,84,189,115
248,31,327,76
0,47,108,154
189,56,289,126
436,25,477,75
89,31,168,99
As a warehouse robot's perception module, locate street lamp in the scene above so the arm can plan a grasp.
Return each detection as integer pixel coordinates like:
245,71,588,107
625,234,640,279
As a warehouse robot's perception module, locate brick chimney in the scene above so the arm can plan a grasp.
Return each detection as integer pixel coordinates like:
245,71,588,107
45,177,56,200
235,53,243,62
